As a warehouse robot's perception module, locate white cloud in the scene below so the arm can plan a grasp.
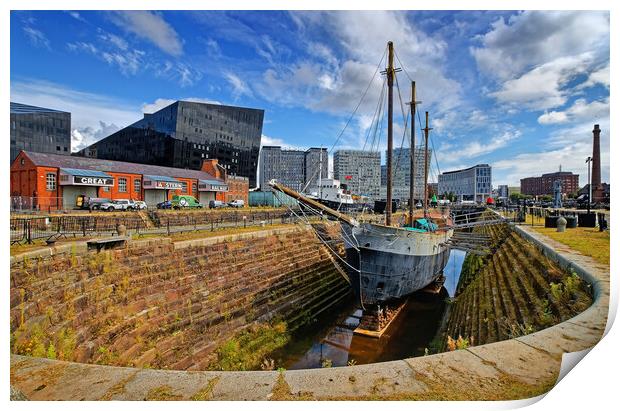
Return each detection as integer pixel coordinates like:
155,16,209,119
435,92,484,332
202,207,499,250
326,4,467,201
67,11,86,22
11,79,140,151
154,61,203,87
493,119,610,186
225,72,253,99
489,53,593,110
205,38,221,56
67,41,145,76
260,134,287,147
23,26,50,49
438,129,521,164
253,11,461,124
537,111,568,125
109,11,183,56
471,11,609,81
538,97,609,125
576,64,610,90
72,122,121,151
98,32,128,51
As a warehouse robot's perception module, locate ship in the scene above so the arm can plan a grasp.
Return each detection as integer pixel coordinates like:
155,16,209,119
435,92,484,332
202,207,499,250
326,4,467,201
270,41,453,306
306,178,371,213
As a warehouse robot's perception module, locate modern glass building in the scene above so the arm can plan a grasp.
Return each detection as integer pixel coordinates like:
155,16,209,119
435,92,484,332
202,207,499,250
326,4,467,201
10,102,71,163
438,164,492,202
78,101,264,187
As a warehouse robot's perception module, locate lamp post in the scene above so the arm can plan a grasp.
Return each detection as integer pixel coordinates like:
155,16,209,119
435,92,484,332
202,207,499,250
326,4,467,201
585,156,592,214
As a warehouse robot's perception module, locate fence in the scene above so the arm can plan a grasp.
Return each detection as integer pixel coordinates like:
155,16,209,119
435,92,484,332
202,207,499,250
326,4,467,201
495,205,609,230
148,209,293,227
10,196,66,213
10,215,147,244
10,210,305,245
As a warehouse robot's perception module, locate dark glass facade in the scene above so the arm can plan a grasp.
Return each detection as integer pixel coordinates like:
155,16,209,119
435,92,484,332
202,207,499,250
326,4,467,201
10,102,71,163
79,101,264,187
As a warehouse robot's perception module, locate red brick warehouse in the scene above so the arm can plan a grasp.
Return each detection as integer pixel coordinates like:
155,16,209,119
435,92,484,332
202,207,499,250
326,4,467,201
10,151,248,211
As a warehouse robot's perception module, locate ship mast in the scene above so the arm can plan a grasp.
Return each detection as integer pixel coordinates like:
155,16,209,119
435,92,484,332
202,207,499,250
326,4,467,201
423,111,432,218
408,81,420,225
318,146,323,200
385,42,394,226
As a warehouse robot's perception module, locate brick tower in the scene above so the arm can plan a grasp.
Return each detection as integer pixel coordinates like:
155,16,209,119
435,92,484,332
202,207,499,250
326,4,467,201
591,124,604,202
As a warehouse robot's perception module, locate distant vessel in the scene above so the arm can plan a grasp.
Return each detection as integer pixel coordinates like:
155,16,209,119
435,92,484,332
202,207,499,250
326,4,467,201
270,41,453,306
307,178,370,213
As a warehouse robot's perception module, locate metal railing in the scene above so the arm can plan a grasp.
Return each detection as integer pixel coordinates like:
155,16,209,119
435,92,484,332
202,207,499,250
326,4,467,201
10,210,305,245
10,196,66,213
494,205,610,230
10,215,147,244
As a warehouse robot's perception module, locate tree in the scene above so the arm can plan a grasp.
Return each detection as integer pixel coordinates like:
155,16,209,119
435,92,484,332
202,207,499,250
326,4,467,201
442,192,456,202
509,193,523,202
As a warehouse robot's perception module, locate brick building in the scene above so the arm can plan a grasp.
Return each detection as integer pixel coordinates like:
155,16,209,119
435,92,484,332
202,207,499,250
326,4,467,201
520,171,579,196
10,151,248,211
200,159,249,204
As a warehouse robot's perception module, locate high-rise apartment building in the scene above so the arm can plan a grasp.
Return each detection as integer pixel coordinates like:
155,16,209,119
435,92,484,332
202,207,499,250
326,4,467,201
380,148,431,201
333,150,381,199
259,146,327,192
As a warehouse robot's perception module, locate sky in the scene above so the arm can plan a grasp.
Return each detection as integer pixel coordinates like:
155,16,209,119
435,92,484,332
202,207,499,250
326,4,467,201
10,10,610,187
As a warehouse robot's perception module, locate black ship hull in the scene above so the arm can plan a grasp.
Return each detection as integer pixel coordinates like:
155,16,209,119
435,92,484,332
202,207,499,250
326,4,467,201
342,223,452,305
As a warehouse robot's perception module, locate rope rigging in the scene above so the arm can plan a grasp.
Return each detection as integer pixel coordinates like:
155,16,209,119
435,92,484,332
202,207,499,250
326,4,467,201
329,45,387,154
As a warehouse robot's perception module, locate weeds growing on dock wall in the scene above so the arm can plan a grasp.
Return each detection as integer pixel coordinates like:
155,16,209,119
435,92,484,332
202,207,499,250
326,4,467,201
446,335,474,351
208,321,290,371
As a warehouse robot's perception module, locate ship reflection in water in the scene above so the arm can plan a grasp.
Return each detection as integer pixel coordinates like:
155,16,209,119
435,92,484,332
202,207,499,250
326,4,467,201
276,249,466,369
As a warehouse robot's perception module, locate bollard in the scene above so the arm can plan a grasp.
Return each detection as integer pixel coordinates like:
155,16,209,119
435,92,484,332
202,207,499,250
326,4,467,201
556,216,567,232
26,219,32,244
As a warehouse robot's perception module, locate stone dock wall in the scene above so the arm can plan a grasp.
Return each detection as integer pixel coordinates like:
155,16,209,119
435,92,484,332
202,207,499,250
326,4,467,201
445,223,593,347
10,223,609,400
10,224,350,371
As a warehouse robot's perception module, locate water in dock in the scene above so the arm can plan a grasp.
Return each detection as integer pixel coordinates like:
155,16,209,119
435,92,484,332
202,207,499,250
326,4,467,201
271,249,466,369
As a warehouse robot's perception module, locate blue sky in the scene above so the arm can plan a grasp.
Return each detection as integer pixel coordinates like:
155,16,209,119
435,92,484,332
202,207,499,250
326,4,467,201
10,10,610,186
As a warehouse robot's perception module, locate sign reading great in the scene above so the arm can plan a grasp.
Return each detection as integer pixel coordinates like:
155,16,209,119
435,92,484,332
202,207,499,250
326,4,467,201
73,176,114,187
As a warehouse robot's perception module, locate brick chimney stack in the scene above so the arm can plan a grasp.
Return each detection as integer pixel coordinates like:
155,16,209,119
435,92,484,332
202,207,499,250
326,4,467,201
591,124,603,202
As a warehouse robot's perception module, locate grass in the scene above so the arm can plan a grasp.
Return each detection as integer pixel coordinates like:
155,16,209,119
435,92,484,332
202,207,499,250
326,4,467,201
10,240,52,256
531,226,610,267
208,321,290,371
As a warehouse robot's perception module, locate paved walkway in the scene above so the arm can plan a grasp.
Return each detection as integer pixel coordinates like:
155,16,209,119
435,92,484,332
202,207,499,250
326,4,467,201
10,225,610,400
